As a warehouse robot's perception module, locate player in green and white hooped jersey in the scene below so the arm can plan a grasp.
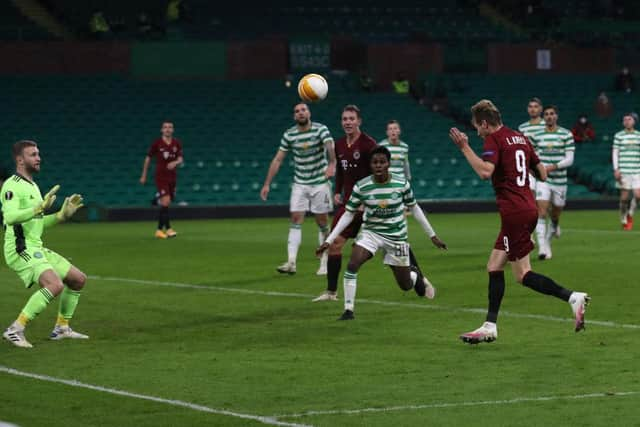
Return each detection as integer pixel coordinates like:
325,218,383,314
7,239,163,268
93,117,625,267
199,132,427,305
261,103,336,275
378,120,411,181
378,119,433,278
518,97,545,193
2,141,88,348
529,105,575,260
316,146,447,320
612,113,640,230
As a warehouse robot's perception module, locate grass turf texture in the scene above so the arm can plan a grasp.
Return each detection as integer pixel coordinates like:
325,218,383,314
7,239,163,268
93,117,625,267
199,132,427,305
1,210,639,426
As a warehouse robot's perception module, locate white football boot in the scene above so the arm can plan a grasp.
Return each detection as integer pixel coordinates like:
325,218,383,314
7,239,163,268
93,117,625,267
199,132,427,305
276,261,296,275
569,292,590,332
423,276,436,300
50,326,89,340
460,322,498,344
312,291,338,302
3,325,33,348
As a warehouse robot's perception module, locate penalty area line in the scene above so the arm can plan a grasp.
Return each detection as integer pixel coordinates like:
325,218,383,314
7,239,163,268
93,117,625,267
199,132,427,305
90,275,640,330
0,366,311,427
274,390,640,419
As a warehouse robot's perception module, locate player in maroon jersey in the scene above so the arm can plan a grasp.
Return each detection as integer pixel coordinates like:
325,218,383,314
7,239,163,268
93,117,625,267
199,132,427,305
313,105,437,303
312,105,376,302
139,121,184,239
449,100,589,344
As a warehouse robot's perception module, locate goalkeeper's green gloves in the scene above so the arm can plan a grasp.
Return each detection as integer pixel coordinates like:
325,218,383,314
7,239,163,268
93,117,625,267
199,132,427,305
56,194,84,221
34,184,60,215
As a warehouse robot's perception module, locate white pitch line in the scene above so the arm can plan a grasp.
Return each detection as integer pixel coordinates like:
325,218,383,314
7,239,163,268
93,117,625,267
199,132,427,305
274,391,640,419
0,366,310,427
90,275,640,330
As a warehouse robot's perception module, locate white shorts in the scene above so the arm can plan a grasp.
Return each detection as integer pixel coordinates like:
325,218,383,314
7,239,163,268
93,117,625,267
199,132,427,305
355,230,410,267
617,173,640,190
529,174,537,191
536,181,567,207
290,182,332,214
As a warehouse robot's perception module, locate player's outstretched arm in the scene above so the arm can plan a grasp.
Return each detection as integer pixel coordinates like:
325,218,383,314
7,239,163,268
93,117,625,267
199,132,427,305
449,127,495,180
409,204,447,250
316,210,355,257
260,150,286,201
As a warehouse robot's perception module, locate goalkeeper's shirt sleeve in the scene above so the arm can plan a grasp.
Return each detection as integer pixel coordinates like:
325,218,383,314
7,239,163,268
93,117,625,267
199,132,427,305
43,213,59,229
1,182,36,226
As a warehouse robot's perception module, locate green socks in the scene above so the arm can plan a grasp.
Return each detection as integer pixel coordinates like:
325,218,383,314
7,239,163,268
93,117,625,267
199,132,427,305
58,287,82,324
19,288,55,325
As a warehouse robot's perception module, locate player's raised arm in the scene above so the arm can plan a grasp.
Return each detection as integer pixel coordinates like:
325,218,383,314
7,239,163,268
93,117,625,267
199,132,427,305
449,127,495,180
1,183,59,225
260,150,287,201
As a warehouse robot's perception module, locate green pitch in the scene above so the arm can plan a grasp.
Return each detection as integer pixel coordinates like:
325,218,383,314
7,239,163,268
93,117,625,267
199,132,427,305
1,210,638,426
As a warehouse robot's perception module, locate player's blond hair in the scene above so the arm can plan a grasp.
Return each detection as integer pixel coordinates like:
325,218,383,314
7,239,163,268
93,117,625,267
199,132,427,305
471,99,502,127
13,140,37,159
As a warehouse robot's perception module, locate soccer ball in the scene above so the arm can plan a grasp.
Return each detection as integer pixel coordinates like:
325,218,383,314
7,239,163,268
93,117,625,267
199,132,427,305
297,73,328,102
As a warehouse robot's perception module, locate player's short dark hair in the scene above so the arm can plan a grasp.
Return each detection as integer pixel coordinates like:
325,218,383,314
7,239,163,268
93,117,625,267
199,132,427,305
13,140,37,159
387,119,400,128
471,99,502,126
370,146,391,162
343,104,361,119
543,105,558,114
529,97,543,106
161,120,174,126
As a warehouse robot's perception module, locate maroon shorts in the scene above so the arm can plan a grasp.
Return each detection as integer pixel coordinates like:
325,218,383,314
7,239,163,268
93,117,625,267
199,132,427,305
156,179,176,201
494,210,537,261
331,206,363,239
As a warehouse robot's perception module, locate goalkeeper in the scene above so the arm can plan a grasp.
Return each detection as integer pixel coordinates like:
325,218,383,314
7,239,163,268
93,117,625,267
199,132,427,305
2,140,87,348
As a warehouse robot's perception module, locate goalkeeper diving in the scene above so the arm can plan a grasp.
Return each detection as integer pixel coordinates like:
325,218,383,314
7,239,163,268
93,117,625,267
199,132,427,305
2,140,88,348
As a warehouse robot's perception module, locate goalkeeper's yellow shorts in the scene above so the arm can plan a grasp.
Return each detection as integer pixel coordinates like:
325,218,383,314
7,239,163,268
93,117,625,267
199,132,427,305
5,247,72,288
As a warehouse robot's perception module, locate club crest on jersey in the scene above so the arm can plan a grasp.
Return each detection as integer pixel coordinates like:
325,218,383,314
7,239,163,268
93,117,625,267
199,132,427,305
33,251,43,259
391,192,400,200
4,191,12,200
172,147,177,152
353,151,361,160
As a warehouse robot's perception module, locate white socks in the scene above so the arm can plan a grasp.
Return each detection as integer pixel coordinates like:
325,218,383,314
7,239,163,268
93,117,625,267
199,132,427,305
410,270,418,286
287,224,302,264
318,227,328,267
536,217,547,251
343,271,357,311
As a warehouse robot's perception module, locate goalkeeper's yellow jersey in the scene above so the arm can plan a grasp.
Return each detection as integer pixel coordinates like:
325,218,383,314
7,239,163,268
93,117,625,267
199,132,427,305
1,174,55,253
